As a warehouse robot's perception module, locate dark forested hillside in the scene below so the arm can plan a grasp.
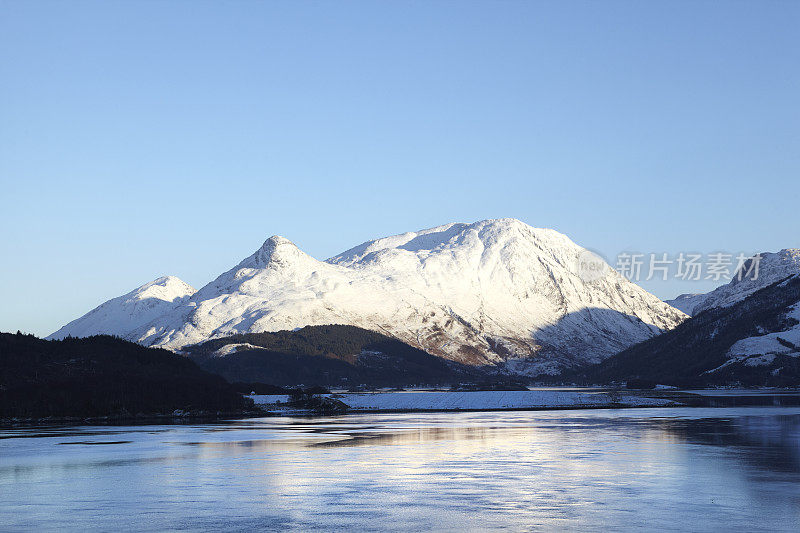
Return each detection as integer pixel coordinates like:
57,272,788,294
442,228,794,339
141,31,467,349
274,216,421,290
0,333,251,419
582,275,800,387
184,325,482,387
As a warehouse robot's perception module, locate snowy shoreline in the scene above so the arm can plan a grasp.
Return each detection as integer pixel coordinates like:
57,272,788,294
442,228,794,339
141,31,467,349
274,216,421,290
250,390,675,413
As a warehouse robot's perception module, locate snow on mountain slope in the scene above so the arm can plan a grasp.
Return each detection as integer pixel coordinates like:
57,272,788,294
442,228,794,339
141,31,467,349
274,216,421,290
720,288,800,368
48,276,196,340
699,275,800,379
326,219,686,372
666,249,800,316
588,273,800,385
130,236,462,354
50,219,687,375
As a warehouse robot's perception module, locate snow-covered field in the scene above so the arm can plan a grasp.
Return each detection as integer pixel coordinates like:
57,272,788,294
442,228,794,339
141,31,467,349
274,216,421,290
249,390,672,411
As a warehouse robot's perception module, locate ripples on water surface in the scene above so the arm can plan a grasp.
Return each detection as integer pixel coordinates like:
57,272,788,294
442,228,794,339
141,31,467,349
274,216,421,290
2,407,800,531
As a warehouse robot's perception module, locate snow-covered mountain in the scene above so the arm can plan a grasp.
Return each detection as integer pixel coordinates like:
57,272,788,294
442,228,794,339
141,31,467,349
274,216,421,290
664,293,707,316
589,273,800,386
49,276,196,340
595,250,800,385
666,249,800,315
49,219,686,375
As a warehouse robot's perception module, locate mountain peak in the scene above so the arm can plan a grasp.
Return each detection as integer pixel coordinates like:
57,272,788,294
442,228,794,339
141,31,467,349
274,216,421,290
240,235,309,269
133,276,196,303
263,235,294,248
327,218,569,266
723,248,800,294
47,275,196,341
668,248,800,315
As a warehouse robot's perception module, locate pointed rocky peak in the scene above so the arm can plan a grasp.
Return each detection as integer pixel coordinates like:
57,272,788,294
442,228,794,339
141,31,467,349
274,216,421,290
189,235,326,302
236,235,318,271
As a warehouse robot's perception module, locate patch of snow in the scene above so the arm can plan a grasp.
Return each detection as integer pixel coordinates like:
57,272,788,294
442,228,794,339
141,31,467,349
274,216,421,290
213,343,262,357
727,333,800,358
725,302,800,359
250,394,290,404
743,354,777,367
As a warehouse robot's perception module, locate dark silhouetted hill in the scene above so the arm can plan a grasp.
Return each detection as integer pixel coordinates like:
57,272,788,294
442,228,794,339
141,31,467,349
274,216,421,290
0,333,251,419
184,325,483,387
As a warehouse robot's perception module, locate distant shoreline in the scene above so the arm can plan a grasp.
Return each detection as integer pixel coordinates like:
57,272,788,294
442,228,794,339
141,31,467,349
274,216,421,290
0,409,266,429
6,388,800,428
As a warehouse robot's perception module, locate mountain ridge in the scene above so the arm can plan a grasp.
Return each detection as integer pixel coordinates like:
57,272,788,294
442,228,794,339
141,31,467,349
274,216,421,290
49,276,196,341
666,249,800,315
585,274,800,386
49,218,686,376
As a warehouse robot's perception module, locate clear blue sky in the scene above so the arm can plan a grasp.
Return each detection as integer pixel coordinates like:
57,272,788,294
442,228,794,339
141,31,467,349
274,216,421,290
1,1,798,336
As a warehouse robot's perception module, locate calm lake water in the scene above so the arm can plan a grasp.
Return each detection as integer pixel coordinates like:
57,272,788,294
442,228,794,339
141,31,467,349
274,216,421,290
2,407,800,531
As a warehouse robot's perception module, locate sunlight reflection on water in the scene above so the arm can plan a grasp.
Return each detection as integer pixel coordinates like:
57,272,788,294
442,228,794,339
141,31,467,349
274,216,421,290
2,407,800,531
